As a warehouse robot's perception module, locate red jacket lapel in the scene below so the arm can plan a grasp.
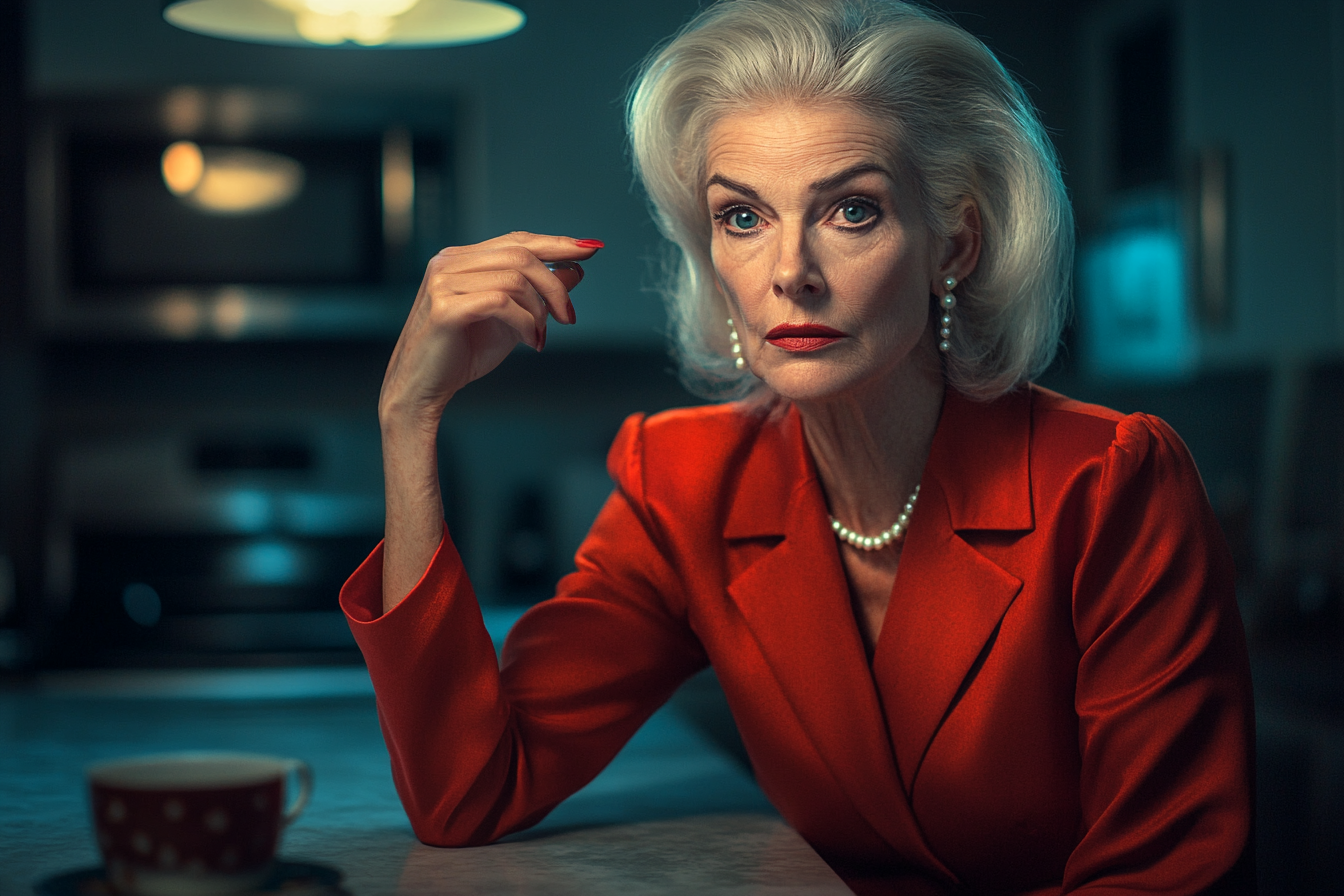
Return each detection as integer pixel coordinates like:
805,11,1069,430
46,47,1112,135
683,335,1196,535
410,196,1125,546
722,405,957,883
718,391,1037,876
874,389,1033,792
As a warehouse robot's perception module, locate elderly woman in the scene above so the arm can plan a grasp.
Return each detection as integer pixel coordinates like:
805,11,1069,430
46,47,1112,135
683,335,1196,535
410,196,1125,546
341,0,1255,893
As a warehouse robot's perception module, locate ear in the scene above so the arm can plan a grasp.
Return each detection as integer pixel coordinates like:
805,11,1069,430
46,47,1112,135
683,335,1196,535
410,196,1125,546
932,200,982,291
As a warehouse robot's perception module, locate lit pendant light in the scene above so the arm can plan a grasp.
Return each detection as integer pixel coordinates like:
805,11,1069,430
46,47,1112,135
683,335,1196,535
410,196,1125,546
163,0,525,48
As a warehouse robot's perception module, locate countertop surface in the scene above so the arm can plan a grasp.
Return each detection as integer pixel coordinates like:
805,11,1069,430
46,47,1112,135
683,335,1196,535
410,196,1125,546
0,664,850,895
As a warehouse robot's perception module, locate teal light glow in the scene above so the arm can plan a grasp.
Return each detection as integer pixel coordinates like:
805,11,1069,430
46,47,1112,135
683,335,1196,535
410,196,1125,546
222,539,307,585
1081,226,1196,379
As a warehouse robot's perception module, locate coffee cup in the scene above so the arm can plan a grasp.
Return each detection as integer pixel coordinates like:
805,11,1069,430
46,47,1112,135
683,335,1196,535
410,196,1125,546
87,752,312,896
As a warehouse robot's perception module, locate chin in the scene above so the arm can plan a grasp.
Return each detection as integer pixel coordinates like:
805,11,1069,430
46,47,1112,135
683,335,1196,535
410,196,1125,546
753,357,872,403
751,338,939,404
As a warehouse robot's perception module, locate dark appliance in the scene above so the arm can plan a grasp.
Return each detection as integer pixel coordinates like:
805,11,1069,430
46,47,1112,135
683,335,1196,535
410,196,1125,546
29,87,457,339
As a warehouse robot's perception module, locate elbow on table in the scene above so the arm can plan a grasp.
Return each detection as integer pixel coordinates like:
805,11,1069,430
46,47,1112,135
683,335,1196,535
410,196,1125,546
412,827,499,849
406,799,550,849
405,803,507,848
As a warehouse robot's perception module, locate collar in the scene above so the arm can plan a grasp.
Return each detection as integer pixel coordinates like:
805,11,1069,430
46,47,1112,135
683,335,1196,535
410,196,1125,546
723,386,1036,540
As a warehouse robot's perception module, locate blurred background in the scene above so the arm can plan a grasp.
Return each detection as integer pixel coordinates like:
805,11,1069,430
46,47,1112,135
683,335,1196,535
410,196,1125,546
0,0,1340,891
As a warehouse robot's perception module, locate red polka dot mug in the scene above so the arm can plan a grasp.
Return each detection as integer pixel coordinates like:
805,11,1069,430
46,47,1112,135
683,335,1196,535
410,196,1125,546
87,752,312,896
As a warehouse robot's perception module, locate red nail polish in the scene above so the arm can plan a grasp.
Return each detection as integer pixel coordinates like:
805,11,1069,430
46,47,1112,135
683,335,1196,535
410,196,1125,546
574,239,605,249
536,325,546,351
567,299,578,324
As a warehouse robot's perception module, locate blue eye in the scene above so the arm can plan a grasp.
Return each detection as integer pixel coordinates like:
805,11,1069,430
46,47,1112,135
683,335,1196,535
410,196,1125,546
841,203,873,224
730,210,760,230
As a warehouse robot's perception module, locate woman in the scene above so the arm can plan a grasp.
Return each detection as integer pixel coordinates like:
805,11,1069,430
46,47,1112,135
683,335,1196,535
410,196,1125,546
342,1,1256,893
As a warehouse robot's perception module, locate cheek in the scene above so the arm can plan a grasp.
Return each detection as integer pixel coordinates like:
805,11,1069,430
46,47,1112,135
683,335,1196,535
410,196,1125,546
710,245,757,306
846,260,932,338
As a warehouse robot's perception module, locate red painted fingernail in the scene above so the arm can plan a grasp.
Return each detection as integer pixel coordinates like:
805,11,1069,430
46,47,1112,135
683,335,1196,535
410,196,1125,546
574,239,605,248
536,325,546,351
567,299,577,324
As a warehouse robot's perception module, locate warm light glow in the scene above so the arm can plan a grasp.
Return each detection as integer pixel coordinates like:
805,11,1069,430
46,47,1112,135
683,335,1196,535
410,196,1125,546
154,291,204,338
164,0,524,48
162,143,304,216
267,0,424,45
308,0,420,13
162,141,205,195
191,149,303,214
299,12,391,45
382,127,415,247
162,88,207,136
212,288,250,337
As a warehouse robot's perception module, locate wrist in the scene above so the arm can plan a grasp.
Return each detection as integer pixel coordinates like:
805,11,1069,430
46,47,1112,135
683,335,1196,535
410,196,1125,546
378,401,443,444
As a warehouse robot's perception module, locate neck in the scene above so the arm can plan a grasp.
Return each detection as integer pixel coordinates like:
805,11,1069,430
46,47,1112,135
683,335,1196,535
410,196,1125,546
796,346,945,534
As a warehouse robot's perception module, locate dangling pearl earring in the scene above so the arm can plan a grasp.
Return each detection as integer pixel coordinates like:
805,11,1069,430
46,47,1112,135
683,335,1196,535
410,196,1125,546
938,276,957,353
727,317,745,370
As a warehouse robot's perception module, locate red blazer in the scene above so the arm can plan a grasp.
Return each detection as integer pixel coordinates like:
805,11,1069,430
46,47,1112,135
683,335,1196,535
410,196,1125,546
342,385,1255,895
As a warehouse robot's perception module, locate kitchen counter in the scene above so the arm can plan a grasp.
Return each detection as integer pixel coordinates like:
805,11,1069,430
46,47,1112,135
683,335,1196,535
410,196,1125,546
0,664,849,895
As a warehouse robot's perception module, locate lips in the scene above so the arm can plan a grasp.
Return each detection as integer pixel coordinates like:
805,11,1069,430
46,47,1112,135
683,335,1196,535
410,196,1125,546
765,323,848,352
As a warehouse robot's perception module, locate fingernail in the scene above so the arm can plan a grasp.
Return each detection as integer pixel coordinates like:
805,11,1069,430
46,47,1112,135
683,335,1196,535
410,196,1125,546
567,299,578,324
574,239,605,249
536,325,546,351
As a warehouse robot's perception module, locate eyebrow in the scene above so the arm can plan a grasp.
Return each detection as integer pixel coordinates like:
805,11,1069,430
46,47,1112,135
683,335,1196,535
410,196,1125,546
809,163,893,193
705,163,893,199
705,174,761,200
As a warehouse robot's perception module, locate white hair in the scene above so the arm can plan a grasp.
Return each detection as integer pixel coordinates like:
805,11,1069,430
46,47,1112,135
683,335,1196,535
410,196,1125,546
627,0,1073,401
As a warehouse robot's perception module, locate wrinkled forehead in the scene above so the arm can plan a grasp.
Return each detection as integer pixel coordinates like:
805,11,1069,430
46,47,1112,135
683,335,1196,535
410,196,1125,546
699,100,917,204
697,99,909,188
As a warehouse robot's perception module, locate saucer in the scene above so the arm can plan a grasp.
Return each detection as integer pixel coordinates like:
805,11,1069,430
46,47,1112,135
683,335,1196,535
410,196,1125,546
36,861,348,896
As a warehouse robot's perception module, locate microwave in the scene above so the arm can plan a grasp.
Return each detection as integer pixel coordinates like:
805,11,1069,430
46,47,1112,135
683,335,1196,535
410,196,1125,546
29,88,458,340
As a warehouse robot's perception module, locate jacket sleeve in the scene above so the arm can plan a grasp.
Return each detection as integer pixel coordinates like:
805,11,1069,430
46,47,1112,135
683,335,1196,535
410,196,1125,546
1064,413,1255,894
340,413,708,846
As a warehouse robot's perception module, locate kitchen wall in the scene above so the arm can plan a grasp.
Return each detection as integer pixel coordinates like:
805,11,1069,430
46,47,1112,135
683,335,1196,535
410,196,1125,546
10,0,722,654
26,0,704,347
24,0,1086,347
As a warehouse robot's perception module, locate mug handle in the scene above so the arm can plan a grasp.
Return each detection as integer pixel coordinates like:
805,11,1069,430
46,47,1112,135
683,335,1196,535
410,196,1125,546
282,759,313,826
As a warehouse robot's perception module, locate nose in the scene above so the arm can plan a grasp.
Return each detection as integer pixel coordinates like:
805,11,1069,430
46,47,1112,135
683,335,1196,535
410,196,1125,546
772,225,825,301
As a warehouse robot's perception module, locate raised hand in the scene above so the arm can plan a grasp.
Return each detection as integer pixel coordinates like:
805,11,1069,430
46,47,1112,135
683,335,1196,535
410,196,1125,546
378,232,601,435
378,232,603,611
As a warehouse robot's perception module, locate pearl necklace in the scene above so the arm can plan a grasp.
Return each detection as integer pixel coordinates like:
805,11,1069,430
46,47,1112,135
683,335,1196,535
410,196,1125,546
829,485,920,551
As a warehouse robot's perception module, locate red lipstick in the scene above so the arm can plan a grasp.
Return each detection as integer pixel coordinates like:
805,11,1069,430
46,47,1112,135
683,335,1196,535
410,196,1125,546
765,323,848,352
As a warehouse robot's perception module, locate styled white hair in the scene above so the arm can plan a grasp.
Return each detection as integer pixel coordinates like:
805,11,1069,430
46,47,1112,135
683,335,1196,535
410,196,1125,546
627,0,1073,401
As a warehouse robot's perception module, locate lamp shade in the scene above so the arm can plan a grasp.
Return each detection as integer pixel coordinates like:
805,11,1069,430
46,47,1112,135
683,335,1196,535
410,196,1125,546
163,0,525,48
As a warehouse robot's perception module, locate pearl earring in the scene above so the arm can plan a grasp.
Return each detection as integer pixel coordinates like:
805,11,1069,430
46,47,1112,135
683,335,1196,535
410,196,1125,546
938,276,957,353
727,317,745,370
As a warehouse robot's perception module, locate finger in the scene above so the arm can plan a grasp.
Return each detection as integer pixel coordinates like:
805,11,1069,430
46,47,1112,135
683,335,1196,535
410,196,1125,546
443,249,578,325
488,231,605,263
532,260,580,326
545,262,584,322
443,286,547,351
435,237,601,274
437,268,551,335
435,237,598,324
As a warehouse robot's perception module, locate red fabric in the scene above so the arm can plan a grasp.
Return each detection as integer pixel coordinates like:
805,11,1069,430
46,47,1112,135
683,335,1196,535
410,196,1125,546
342,385,1255,895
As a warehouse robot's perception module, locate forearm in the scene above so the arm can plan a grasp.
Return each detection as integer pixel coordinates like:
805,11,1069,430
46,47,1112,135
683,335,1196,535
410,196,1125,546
381,419,446,614
342,415,704,847
371,234,594,613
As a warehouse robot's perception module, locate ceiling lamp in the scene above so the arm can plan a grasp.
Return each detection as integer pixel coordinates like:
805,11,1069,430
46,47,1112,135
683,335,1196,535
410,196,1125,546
163,0,526,48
